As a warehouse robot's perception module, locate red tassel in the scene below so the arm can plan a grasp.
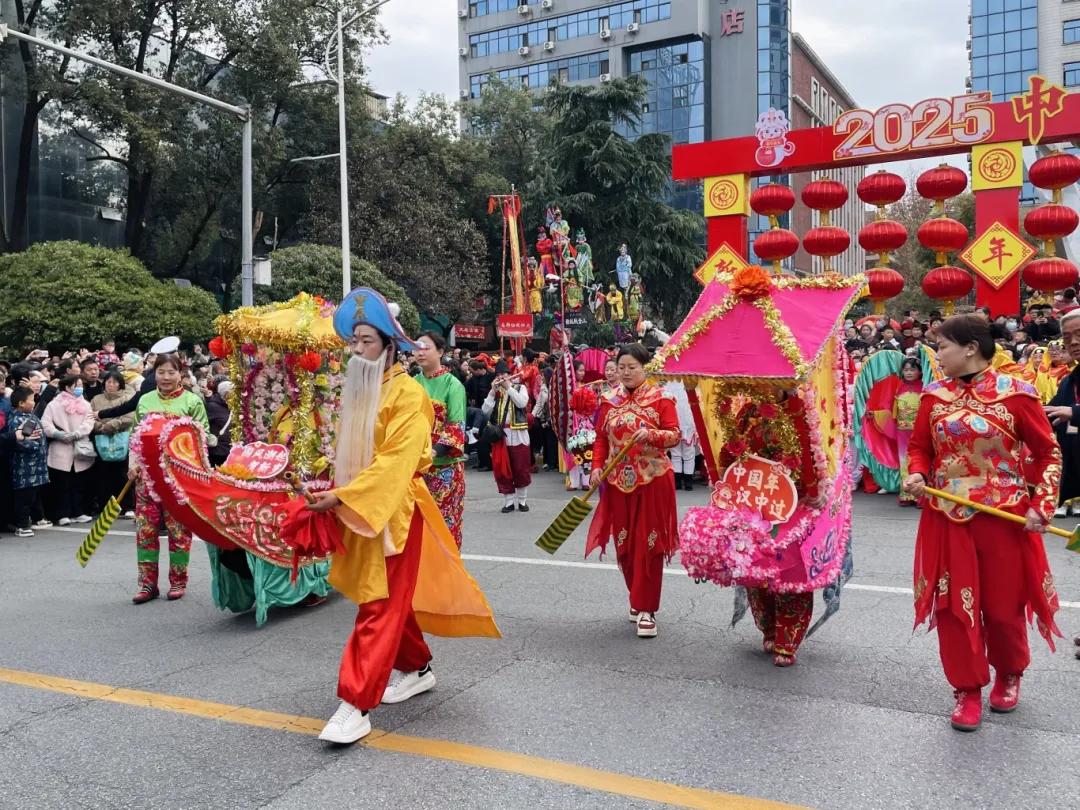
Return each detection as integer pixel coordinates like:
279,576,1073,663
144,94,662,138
272,497,346,583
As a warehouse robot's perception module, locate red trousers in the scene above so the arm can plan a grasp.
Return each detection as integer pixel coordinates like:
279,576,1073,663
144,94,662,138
935,527,1030,691
619,545,665,613
337,510,433,711
492,442,532,494
747,589,814,656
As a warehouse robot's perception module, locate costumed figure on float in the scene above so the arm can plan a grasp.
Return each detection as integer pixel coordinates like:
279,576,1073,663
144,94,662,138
852,345,943,502
575,229,594,286
310,288,500,744
901,313,1062,732
652,264,861,666
616,243,632,290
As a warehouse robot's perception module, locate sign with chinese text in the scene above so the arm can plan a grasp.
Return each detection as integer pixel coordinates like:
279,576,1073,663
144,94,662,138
496,314,534,338
694,241,751,286
704,174,751,218
220,442,289,481
713,455,798,525
719,8,744,36
972,142,1023,190
564,311,588,328
960,221,1035,290
453,324,487,340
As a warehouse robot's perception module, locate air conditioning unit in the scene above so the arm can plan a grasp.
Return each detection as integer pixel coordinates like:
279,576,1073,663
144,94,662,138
965,78,972,90
518,45,530,56
459,8,468,18
460,89,470,99
965,38,972,51
542,0,553,8
600,28,612,40
544,41,555,51
626,22,640,34
600,73,612,83
518,4,531,14
459,47,468,57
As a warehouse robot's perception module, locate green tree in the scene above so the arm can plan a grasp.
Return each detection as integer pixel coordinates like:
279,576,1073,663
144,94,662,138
0,241,220,352
533,77,706,327
235,244,420,335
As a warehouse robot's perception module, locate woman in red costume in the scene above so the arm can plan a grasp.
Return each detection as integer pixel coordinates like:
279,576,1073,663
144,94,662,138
587,344,680,638
902,314,1062,732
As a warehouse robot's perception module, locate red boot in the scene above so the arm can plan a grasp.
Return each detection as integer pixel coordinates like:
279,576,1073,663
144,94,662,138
990,674,1021,713
951,689,983,731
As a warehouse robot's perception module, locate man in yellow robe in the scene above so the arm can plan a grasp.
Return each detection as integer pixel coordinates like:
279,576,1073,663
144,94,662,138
309,288,500,744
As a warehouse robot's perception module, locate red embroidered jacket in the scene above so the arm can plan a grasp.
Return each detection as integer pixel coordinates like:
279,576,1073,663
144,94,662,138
593,383,680,493
906,368,1061,522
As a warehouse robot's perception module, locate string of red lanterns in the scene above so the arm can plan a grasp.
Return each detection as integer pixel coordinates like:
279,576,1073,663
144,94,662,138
750,183,799,275
801,177,851,274
916,164,973,315
857,170,907,316
1023,150,1080,295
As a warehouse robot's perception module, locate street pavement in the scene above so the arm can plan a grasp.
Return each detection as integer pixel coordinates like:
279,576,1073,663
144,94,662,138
3,467,1080,810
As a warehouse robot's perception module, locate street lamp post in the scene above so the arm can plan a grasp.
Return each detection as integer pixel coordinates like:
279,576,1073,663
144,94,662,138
0,23,256,306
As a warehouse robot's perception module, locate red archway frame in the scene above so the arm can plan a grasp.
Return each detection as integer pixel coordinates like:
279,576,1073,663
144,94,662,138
674,77,1080,315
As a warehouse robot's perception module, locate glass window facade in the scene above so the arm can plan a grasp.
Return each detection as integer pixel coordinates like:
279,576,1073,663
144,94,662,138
1066,60,1080,87
626,40,708,146
1066,19,1080,44
469,0,531,17
469,0,670,56
470,51,611,97
757,0,789,116
970,0,1037,104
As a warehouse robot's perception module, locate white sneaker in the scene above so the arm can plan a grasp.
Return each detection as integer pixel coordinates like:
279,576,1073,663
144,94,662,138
123,511,135,519
15,528,34,538
1057,505,1068,518
629,608,640,623
34,519,53,528
381,666,436,705
636,612,658,638
318,700,371,743
58,518,72,526
73,515,93,524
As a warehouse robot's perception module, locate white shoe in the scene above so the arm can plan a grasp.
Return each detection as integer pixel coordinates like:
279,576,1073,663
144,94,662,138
381,666,436,705
58,518,72,526
1057,505,1068,518
15,528,34,538
636,612,657,638
123,511,135,519
34,519,53,528
318,700,371,743
629,608,640,623
73,515,93,524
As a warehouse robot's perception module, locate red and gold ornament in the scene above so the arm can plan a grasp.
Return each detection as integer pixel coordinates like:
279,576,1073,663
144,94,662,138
750,183,799,275
1024,150,1080,294
801,177,850,274
857,171,908,315
208,336,232,359
916,165,972,314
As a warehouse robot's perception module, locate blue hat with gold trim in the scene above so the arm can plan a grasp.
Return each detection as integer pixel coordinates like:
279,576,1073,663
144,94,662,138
334,287,420,353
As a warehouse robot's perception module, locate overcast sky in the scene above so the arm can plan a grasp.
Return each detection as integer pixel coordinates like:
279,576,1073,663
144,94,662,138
362,0,969,172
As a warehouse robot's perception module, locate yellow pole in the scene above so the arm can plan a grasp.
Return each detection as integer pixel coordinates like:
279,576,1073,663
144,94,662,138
923,486,1074,541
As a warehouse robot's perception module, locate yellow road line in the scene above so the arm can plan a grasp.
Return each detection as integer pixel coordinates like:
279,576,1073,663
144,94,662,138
0,667,807,810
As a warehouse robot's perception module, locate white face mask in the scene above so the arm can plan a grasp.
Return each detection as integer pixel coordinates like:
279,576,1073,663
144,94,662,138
1006,320,1018,331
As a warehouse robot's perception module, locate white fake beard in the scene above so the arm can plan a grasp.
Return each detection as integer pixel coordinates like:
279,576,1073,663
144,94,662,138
334,349,390,487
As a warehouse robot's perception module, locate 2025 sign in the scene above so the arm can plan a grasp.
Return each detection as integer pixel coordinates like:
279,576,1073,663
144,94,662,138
833,92,995,161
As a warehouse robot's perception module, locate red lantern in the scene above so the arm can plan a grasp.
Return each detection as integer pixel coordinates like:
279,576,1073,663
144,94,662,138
1029,151,1080,199
917,217,969,260
801,177,849,213
857,171,906,208
753,228,800,273
858,219,907,255
208,336,232,359
916,164,967,208
802,225,851,258
298,351,322,373
1025,204,1080,245
922,266,973,316
750,183,796,219
865,267,905,315
1024,257,1080,293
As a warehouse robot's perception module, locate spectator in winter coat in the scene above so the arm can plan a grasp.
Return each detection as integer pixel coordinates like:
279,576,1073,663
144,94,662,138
91,371,135,515
41,375,96,525
205,379,234,467
9,388,49,536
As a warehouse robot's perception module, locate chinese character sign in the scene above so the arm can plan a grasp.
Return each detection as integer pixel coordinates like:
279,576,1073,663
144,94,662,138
720,9,744,36
712,454,798,525
221,442,290,480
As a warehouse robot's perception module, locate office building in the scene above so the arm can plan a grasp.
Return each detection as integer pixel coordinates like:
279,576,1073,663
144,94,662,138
457,0,865,276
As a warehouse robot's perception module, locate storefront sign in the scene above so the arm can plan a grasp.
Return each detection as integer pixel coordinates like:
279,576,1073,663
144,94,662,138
720,8,744,36
496,314,534,338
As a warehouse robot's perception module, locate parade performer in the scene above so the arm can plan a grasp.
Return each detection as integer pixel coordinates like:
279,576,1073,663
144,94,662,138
312,288,500,745
575,229,594,286
483,361,533,514
616,243,633,290
894,357,924,506
901,314,1061,732
414,332,468,549
1035,340,1072,403
1048,312,1080,519
665,380,698,491
129,350,208,603
587,344,680,638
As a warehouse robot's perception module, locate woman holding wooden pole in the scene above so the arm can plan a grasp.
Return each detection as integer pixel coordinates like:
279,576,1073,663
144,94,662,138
902,313,1062,732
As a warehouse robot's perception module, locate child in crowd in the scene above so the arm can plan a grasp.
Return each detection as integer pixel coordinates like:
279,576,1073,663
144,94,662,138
894,357,924,507
9,389,50,536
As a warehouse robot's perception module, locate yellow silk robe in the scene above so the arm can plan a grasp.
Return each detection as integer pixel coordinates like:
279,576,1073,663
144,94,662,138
329,365,501,639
